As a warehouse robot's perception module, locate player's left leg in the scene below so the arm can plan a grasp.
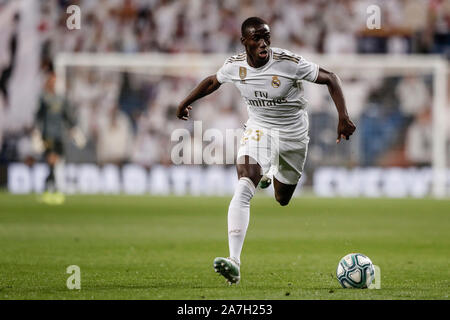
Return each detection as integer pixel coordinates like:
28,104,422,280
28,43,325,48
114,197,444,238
271,137,308,206
273,178,297,206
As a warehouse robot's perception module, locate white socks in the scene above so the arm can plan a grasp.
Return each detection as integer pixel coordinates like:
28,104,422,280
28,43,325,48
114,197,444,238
228,177,256,265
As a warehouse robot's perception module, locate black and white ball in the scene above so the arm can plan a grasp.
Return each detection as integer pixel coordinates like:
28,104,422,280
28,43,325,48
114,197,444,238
336,253,375,288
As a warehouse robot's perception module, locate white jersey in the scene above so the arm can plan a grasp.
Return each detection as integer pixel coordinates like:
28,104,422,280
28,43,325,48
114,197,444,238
216,47,319,140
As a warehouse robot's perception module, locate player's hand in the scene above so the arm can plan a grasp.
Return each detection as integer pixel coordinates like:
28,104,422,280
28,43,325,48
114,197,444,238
336,116,356,143
176,104,192,121
70,126,87,148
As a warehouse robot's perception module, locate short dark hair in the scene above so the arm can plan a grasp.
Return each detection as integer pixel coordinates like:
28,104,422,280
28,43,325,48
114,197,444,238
241,17,268,37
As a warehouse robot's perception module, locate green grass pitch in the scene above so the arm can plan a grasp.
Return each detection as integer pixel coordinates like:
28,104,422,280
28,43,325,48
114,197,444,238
0,193,448,300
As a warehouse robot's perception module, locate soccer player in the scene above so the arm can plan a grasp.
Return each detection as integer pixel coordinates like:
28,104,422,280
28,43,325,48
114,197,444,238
36,70,82,204
176,17,356,284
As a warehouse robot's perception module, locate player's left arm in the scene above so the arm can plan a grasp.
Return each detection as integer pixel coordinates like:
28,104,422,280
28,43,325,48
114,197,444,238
314,67,356,143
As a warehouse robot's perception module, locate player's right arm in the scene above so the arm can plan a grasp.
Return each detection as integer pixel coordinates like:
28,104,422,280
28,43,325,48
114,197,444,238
176,75,222,121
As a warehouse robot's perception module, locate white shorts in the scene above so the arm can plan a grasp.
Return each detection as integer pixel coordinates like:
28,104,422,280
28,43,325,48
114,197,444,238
237,125,309,185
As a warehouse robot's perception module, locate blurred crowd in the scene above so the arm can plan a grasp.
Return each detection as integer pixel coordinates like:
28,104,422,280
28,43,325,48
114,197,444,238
38,0,450,55
0,0,449,185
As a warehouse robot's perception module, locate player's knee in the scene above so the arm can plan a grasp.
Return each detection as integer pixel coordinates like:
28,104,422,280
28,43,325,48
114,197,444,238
275,195,290,206
236,162,261,187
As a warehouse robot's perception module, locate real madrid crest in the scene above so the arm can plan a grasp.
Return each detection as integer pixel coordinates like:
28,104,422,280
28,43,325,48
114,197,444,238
271,76,281,88
239,67,247,80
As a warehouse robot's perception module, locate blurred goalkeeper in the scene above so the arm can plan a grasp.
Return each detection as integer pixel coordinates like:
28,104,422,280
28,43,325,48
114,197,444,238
35,71,85,202
177,17,356,285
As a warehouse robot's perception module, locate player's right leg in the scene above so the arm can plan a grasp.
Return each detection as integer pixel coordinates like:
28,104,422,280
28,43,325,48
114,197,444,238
44,150,59,192
42,141,65,205
214,156,262,284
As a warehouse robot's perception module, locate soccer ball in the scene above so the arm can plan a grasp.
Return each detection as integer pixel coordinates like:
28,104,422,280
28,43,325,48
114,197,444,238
336,253,375,289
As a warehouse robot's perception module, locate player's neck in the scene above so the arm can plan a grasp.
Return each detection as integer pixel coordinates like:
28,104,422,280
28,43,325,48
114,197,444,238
246,50,270,68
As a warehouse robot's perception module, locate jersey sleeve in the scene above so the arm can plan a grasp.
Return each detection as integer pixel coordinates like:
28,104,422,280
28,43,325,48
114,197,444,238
295,56,319,82
216,59,233,84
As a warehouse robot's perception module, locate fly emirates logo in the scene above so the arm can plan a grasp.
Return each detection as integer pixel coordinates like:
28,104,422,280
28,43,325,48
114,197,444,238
245,90,287,107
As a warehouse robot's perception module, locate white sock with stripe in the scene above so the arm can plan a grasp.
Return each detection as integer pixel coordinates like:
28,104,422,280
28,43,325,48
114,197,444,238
227,177,256,265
